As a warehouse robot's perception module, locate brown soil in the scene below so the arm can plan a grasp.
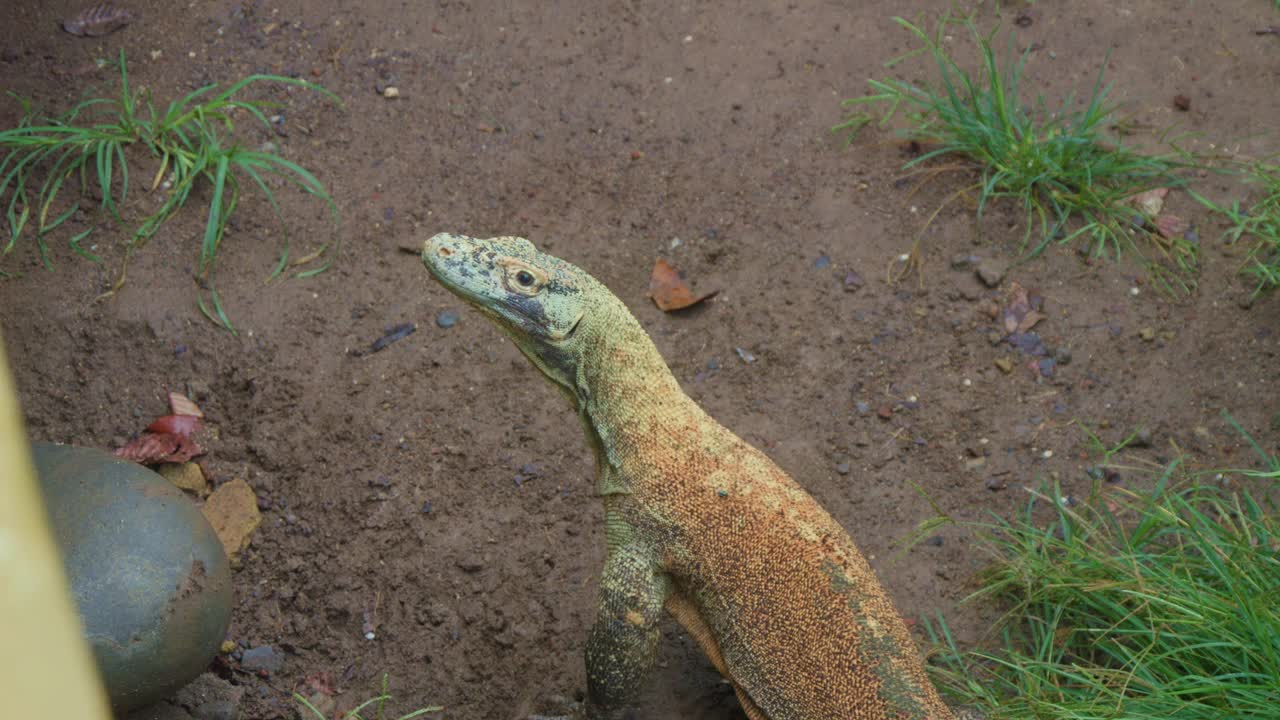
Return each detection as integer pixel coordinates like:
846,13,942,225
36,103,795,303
3,1,1278,718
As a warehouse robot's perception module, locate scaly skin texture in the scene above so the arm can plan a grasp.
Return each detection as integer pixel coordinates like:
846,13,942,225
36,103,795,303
423,233,956,720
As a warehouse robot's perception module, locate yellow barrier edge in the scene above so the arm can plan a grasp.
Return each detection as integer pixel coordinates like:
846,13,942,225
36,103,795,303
0,330,110,718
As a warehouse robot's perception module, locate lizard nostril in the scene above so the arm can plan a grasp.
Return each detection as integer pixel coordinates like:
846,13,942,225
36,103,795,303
438,246,453,257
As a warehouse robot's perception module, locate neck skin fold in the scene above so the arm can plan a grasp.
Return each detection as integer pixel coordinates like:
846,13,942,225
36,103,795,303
565,299,695,496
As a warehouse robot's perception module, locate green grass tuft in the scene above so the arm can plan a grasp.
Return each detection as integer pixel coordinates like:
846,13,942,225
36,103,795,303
0,50,341,330
294,673,442,720
925,427,1280,719
836,13,1200,295
1194,160,1280,296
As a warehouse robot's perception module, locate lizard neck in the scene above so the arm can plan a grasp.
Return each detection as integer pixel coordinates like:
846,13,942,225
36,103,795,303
570,299,693,497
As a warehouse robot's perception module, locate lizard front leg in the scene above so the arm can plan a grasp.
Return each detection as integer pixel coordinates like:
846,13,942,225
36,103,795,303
529,545,668,720
580,544,670,720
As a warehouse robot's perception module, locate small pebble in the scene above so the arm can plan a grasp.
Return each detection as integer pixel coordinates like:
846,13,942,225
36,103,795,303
735,347,756,364
835,462,851,475
842,270,864,292
239,646,283,674
436,310,459,328
924,535,944,547
855,401,871,415
975,259,1007,287
382,86,401,98
984,476,1007,491
994,357,1014,374
1132,427,1153,447
1139,327,1156,341
1037,358,1056,377
950,252,979,270
813,254,831,269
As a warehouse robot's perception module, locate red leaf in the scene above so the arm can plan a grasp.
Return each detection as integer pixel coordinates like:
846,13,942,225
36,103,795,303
147,414,202,437
115,433,204,464
647,258,718,311
168,391,204,418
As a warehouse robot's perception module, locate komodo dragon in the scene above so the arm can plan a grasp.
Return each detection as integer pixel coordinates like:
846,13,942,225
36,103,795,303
422,233,958,720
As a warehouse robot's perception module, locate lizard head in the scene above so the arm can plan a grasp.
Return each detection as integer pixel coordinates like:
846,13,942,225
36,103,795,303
422,232,590,387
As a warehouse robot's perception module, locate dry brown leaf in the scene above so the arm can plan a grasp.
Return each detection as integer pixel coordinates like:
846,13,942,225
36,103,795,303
114,432,203,464
201,478,261,565
1153,214,1190,239
1000,282,1046,335
168,391,204,418
647,258,718,311
61,3,134,37
1017,310,1047,334
1128,187,1169,217
157,462,208,493
147,414,202,437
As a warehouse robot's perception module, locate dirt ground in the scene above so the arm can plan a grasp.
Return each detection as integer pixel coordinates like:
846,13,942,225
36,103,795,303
2,1,1278,718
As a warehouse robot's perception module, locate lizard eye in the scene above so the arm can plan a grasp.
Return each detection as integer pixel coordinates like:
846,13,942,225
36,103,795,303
515,270,536,288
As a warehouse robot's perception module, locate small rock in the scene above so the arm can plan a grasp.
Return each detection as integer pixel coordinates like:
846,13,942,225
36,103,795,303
835,462,851,475
239,646,282,674
813,254,831,269
159,462,208,494
854,401,871,415
964,457,987,472
706,358,720,370
436,310,459,328
876,405,893,420
382,86,401,98
457,556,485,573
191,701,238,720
994,357,1014,374
1132,427,1153,447
1053,346,1072,365
924,535,944,547
1173,94,1191,112
1138,327,1156,341
975,259,1007,287
735,347,756,364
950,252,979,270
186,379,213,402
1037,358,1056,377
984,476,1006,491
842,269,864,292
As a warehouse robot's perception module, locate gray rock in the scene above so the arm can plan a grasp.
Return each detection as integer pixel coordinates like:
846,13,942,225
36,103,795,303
192,701,238,720
835,462,851,475
975,259,1007,287
950,252,980,270
239,646,283,674
121,701,196,720
436,310,460,328
1132,427,1153,448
